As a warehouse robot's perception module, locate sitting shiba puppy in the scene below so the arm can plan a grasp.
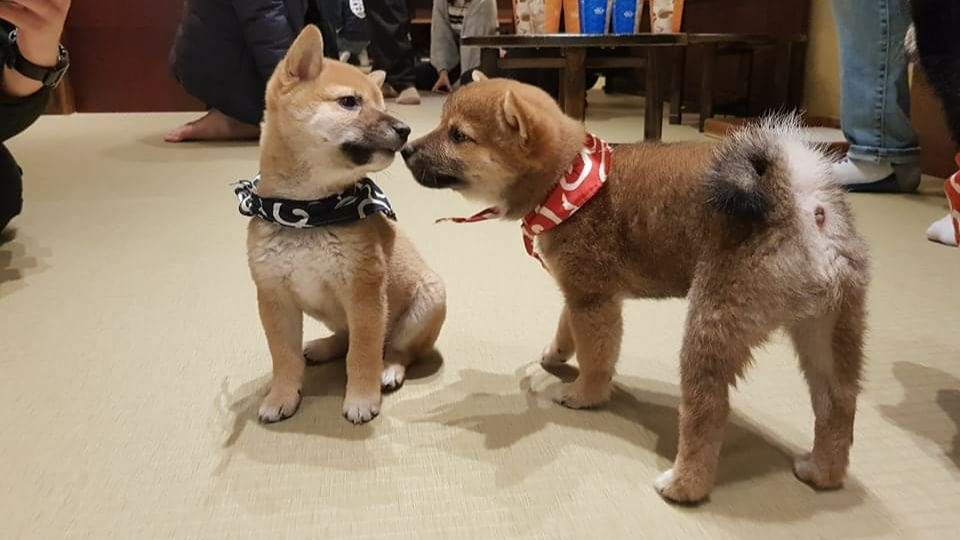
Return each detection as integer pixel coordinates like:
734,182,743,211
402,75,870,503
243,26,446,424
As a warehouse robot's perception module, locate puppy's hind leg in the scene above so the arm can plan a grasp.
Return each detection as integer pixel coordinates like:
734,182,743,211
303,332,348,365
656,291,767,504
541,305,576,367
789,293,865,490
383,278,447,392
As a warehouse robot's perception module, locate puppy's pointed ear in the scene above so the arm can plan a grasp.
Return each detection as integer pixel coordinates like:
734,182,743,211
367,70,387,88
501,90,531,145
471,70,488,82
285,25,325,81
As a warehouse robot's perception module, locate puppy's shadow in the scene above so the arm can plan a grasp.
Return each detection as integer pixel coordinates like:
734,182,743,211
879,361,960,468
391,362,876,523
216,350,444,470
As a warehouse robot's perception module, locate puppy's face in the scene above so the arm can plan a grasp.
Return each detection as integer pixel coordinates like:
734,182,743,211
402,77,578,211
266,26,410,178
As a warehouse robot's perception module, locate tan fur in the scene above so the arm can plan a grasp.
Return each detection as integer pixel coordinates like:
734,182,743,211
404,79,870,502
247,26,446,425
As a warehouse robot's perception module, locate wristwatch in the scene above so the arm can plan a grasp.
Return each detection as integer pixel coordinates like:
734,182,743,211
5,28,70,88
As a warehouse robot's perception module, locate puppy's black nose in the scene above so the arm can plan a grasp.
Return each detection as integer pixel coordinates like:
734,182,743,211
401,144,415,160
393,122,411,143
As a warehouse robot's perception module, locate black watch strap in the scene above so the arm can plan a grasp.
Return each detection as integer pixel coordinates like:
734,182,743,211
6,29,70,88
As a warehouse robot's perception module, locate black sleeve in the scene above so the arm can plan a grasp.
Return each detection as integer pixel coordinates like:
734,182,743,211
0,22,51,142
232,0,298,80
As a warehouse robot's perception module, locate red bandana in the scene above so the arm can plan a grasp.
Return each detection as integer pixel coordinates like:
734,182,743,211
437,133,613,264
947,154,960,246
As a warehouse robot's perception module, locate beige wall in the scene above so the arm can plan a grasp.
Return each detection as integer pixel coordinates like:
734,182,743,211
803,0,841,119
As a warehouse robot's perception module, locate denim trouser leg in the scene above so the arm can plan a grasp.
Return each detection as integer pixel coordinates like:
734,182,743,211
832,0,920,164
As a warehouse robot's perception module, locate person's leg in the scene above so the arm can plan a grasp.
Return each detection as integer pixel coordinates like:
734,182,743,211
366,0,419,104
0,144,23,233
832,0,921,192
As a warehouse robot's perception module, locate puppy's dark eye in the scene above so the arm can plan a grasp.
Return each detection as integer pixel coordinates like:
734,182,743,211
337,96,361,110
449,126,471,144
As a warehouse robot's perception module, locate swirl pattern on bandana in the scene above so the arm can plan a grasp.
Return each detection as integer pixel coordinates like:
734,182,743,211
233,175,397,228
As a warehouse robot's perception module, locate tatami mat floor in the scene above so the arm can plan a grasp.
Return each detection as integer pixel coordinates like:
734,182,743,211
2,92,958,539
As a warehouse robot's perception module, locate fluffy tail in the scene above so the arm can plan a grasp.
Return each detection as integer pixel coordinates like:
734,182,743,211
704,116,810,222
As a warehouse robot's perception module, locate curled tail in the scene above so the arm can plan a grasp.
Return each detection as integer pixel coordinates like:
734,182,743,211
704,115,827,223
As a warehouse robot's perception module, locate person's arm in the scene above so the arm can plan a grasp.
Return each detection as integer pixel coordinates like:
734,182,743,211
232,0,298,80
459,0,498,73
430,0,458,74
0,0,70,141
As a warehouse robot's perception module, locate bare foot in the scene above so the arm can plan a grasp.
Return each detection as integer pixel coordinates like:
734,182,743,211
164,109,260,143
396,87,421,105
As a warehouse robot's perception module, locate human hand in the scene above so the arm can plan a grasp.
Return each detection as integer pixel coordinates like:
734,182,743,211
0,0,70,67
432,69,452,94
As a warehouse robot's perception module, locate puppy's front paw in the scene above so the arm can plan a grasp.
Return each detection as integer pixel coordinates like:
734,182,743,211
342,391,381,424
654,468,711,505
553,382,611,409
540,341,573,367
259,384,302,424
793,453,845,490
380,364,406,392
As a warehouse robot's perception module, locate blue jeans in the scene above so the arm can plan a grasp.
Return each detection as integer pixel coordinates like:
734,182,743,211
832,0,920,164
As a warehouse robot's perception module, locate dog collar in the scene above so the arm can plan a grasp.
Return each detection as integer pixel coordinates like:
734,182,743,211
438,133,613,265
234,175,397,228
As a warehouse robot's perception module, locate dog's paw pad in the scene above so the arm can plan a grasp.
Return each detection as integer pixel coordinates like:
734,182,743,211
654,468,710,505
540,343,572,367
258,387,302,424
793,454,844,490
342,394,381,424
381,365,406,392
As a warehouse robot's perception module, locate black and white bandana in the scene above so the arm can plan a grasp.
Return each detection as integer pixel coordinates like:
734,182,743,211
233,175,397,228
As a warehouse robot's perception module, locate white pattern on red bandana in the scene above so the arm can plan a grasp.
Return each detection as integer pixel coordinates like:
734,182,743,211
437,133,613,266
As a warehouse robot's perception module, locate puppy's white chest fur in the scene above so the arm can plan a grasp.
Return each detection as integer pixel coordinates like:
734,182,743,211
247,220,356,326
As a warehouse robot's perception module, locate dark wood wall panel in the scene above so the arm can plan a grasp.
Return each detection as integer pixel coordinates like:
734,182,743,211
64,0,202,112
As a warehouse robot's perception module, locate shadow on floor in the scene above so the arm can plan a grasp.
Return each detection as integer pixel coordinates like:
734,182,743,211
879,361,960,468
216,349,445,469
100,135,257,164
0,229,50,298
217,357,885,526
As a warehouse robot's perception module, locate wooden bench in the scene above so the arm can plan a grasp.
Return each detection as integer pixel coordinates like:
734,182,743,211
463,33,687,141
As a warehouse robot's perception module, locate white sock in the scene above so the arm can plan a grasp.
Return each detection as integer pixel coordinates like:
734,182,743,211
926,214,959,246
832,157,894,185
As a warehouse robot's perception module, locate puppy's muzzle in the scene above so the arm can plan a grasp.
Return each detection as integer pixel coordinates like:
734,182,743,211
401,144,462,189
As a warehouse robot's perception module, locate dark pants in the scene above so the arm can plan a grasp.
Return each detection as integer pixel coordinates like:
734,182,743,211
365,0,415,90
0,144,22,232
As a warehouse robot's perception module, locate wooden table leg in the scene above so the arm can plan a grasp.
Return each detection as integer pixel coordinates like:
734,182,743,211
669,46,685,125
644,48,664,141
698,42,717,132
561,47,586,121
480,47,500,78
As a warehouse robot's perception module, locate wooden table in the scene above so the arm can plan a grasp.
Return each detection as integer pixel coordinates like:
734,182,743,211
463,33,687,141
683,33,808,131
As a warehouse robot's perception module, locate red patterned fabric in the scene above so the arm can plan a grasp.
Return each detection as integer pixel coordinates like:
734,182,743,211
947,154,960,247
437,133,613,265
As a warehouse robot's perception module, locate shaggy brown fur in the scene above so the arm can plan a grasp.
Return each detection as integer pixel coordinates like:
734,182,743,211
403,76,870,503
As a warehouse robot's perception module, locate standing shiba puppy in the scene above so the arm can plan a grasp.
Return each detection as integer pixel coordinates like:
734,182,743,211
403,76,870,503
245,26,446,424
